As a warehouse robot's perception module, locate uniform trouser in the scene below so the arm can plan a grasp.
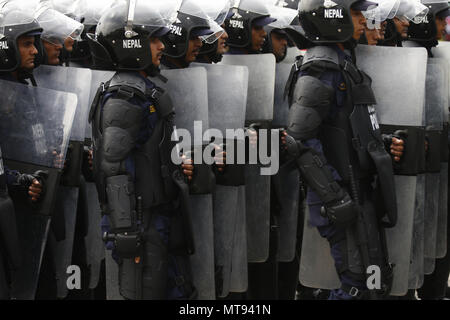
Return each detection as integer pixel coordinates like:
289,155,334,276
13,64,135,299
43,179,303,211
113,206,195,300
0,247,10,299
309,188,382,300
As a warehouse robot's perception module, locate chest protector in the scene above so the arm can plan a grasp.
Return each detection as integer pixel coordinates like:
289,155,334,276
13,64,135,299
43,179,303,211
90,72,179,209
288,46,397,227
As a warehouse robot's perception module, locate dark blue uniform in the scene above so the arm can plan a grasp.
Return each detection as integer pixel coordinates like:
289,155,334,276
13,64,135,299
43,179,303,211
298,46,368,300
100,73,190,299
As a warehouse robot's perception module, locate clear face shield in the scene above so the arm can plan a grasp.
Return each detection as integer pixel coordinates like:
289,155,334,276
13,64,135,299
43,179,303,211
237,0,275,15
0,0,38,35
34,6,83,46
364,0,401,29
396,0,429,24
267,5,298,29
121,0,181,39
179,0,226,44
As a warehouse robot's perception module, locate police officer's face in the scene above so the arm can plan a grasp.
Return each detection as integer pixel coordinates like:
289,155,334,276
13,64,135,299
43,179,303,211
351,9,367,41
64,37,75,52
150,37,165,67
365,27,382,45
216,28,229,55
17,35,38,70
43,40,63,65
271,32,288,60
393,16,409,39
435,16,447,40
185,36,202,63
251,25,267,51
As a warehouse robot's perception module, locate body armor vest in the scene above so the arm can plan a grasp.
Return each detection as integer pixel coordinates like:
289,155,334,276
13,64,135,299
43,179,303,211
90,72,179,210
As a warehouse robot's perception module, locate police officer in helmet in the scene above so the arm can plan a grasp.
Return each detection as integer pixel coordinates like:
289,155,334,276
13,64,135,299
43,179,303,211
87,0,197,300
282,0,405,299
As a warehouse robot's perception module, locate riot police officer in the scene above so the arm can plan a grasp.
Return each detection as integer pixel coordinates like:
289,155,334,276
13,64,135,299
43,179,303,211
407,0,450,300
0,6,45,207
282,0,406,299
87,0,198,300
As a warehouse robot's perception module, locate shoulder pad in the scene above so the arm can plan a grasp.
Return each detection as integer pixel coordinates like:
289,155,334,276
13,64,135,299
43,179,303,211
109,72,147,96
303,46,340,66
157,91,175,119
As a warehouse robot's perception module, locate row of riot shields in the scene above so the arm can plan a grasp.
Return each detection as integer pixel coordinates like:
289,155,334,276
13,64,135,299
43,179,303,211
298,44,449,297
0,63,114,299
0,79,77,299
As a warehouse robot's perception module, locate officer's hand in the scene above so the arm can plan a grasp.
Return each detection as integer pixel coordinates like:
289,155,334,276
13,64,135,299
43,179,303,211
53,151,65,168
425,140,429,153
181,156,194,182
391,138,404,162
248,128,258,147
88,149,94,171
214,145,226,172
281,131,288,148
28,179,43,202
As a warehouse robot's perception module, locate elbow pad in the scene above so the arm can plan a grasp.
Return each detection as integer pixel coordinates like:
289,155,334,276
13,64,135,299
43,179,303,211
287,76,335,141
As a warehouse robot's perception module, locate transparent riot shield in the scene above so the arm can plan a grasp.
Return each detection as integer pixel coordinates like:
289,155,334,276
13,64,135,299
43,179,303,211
356,45,427,296
220,53,276,263
431,44,450,259
299,45,427,296
0,80,77,299
155,67,215,300
191,62,248,298
273,62,301,262
85,70,114,291
33,64,93,298
422,61,446,278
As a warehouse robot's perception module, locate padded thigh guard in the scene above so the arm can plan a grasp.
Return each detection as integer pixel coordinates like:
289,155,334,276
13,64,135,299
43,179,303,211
101,98,144,177
287,75,335,141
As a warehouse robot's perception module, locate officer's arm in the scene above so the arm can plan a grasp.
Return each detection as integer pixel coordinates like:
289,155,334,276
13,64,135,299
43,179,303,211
100,97,143,232
285,75,356,226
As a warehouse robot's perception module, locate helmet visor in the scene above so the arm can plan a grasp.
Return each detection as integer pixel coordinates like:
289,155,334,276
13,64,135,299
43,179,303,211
35,6,84,45
396,0,429,23
268,5,298,29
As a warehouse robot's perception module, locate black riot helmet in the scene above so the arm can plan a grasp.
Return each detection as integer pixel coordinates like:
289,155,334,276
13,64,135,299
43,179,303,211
408,0,450,41
298,0,378,43
262,5,299,61
87,0,179,72
69,0,118,63
163,0,223,59
0,3,43,72
224,0,277,49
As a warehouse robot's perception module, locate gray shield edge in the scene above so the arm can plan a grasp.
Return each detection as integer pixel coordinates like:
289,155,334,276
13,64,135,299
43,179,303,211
430,48,450,259
274,62,301,262
48,186,79,298
160,67,215,300
220,54,276,263
299,46,426,296
0,81,77,299
229,185,249,293
85,70,115,290
191,63,248,298
423,62,446,263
